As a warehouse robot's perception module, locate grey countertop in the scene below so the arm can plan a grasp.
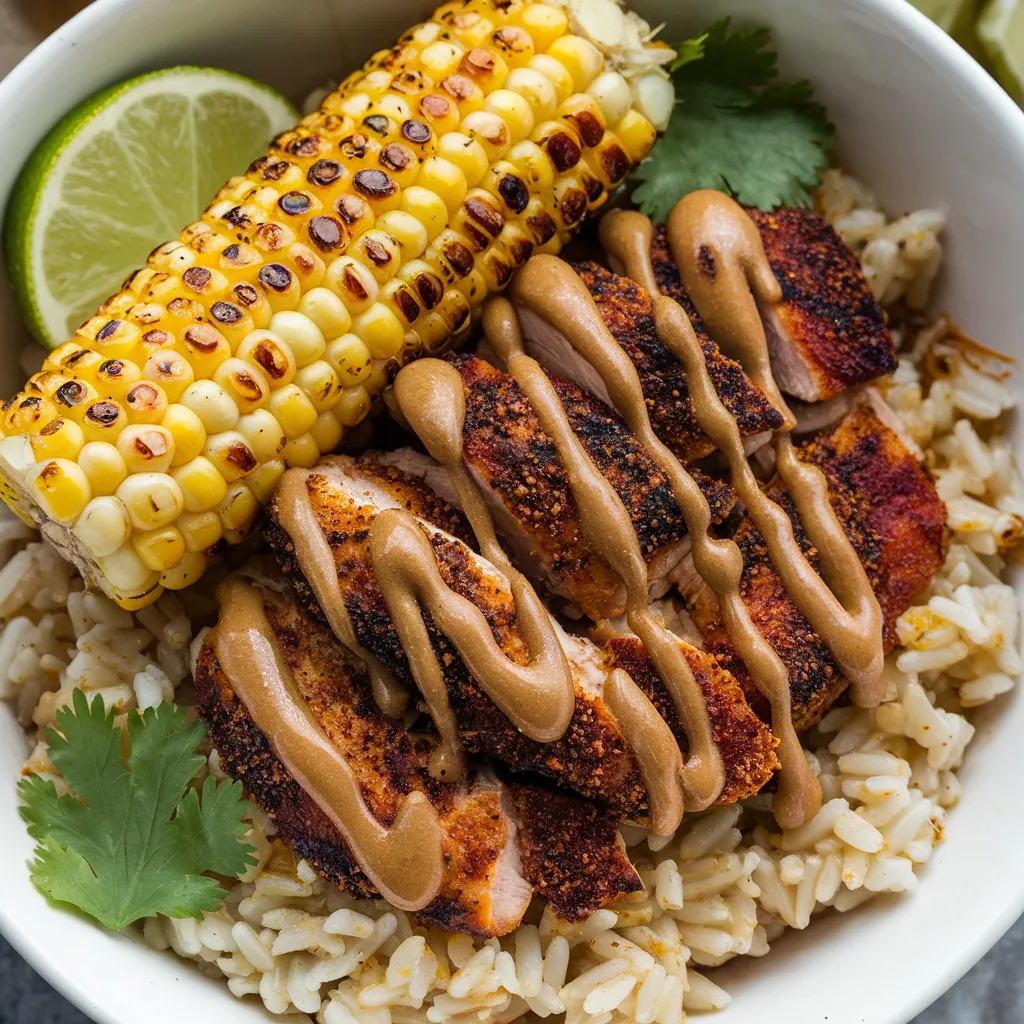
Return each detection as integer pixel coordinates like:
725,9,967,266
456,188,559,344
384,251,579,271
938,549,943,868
1,2,1022,1022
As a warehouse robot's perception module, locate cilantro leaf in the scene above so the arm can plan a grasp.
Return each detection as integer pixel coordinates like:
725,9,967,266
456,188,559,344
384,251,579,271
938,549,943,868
632,18,834,221
19,688,255,932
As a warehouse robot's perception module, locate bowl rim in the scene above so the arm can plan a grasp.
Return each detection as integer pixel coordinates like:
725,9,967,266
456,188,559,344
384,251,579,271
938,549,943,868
2,0,1024,1022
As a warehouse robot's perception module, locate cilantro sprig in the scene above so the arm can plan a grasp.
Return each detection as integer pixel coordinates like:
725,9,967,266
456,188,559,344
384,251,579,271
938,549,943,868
633,19,835,221
19,689,255,932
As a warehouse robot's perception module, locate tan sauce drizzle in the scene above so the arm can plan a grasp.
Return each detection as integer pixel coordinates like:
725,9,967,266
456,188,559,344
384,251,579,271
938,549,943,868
276,469,409,719
484,295,724,815
666,191,885,706
214,578,445,911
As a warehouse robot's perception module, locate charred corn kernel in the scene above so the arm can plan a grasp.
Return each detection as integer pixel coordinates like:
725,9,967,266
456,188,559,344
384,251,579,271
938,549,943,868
587,70,632,126
117,425,175,474
204,431,258,483
400,186,449,241
615,108,658,163
162,405,207,467
235,330,297,391
417,157,468,214
98,546,160,598
171,456,229,512
176,510,223,552
73,496,131,558
124,382,170,424
326,334,373,385
437,132,491,186
78,442,128,496
133,526,186,572
246,459,286,504
116,473,184,530
30,418,85,463
298,287,352,339
0,0,669,605
294,361,341,412
325,256,380,315
546,35,603,91
143,351,194,403
352,303,405,359
281,432,320,468
518,3,568,51
269,311,326,367
236,410,286,462
218,483,259,532
180,380,239,433
335,385,372,428
375,211,429,259
159,550,207,591
81,401,127,443
310,410,345,453
484,90,535,142
213,358,271,414
95,359,142,402
268,384,319,439
28,459,91,523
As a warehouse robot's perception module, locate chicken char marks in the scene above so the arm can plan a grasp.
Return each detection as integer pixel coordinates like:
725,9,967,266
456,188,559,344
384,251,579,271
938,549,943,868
264,455,777,820
682,396,947,731
195,576,646,932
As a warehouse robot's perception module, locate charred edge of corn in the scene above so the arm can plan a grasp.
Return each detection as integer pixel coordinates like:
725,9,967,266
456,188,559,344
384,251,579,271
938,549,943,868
0,0,665,608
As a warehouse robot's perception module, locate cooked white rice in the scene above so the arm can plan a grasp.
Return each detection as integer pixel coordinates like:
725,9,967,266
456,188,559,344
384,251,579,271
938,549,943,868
2,169,1020,1022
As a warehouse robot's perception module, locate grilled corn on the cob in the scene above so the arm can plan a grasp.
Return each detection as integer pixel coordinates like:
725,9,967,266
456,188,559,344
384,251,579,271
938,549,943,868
0,0,674,609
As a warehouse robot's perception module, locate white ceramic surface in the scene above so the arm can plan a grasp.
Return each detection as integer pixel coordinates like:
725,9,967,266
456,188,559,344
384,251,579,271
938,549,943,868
0,2,1022,1023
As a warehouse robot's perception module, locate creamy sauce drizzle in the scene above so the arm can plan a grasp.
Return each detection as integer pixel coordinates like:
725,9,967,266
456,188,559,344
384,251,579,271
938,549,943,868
214,578,445,910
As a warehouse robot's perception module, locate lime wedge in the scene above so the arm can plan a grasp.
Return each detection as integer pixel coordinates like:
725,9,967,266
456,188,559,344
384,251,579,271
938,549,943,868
2,67,297,349
910,0,977,31
979,0,1024,99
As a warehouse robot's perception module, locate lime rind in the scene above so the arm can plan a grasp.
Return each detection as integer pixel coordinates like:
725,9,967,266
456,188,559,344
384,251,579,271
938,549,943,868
2,66,298,350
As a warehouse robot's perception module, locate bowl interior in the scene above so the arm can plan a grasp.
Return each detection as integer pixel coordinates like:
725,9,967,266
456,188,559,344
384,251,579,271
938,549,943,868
1,2,1022,1023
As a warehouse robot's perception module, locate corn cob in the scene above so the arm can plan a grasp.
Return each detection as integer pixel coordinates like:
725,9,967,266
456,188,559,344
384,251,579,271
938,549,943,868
0,0,675,609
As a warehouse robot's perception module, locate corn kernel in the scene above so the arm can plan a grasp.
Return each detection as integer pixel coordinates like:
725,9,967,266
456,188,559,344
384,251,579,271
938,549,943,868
420,40,465,78
352,230,403,284
505,67,557,121
528,53,574,103
417,156,468,214
236,409,287,462
268,384,320,439
161,405,206,467
124,382,170,425
78,442,128,496
546,35,603,91
73,496,131,558
28,458,91,524
518,3,569,51
117,425,175,474
506,140,555,193
587,70,632,127
81,400,128,444
400,186,449,241
218,483,260,532
172,456,229,512
269,311,326,367
133,526,186,572
484,90,535,143
615,108,658,163
491,25,535,68
246,460,286,504
51,380,100,422
352,303,405,359
281,433,321,468
204,431,258,483
325,255,380,317
95,359,142,403
143,350,194,403
375,211,429,259
294,360,342,413
159,550,207,591
180,323,232,379
460,111,512,162
98,545,160,596
298,287,352,339
326,334,374,386
235,330,297,390
213,357,271,414
335,385,372,428
116,473,184,530
180,380,240,433
30,418,85,463
176,510,223,553
310,410,345,453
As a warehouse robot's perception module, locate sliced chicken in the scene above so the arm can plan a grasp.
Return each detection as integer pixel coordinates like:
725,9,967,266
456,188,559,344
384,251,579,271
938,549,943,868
514,262,785,462
649,213,897,403
265,455,777,818
681,395,947,731
194,576,533,937
384,353,735,621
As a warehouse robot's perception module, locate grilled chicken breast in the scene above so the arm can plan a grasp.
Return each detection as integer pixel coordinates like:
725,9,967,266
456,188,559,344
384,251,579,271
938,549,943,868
649,213,897,403
265,455,777,818
681,394,947,730
384,353,735,621
511,262,784,462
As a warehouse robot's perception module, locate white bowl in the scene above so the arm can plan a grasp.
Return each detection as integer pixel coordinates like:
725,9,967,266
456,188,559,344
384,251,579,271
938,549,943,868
1,1,1022,1023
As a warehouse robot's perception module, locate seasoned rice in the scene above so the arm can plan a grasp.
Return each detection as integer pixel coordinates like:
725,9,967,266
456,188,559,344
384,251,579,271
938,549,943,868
1,169,1020,1022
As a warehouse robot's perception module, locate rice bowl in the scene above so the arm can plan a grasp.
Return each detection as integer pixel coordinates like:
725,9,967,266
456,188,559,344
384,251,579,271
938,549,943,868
1,2,1023,1024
